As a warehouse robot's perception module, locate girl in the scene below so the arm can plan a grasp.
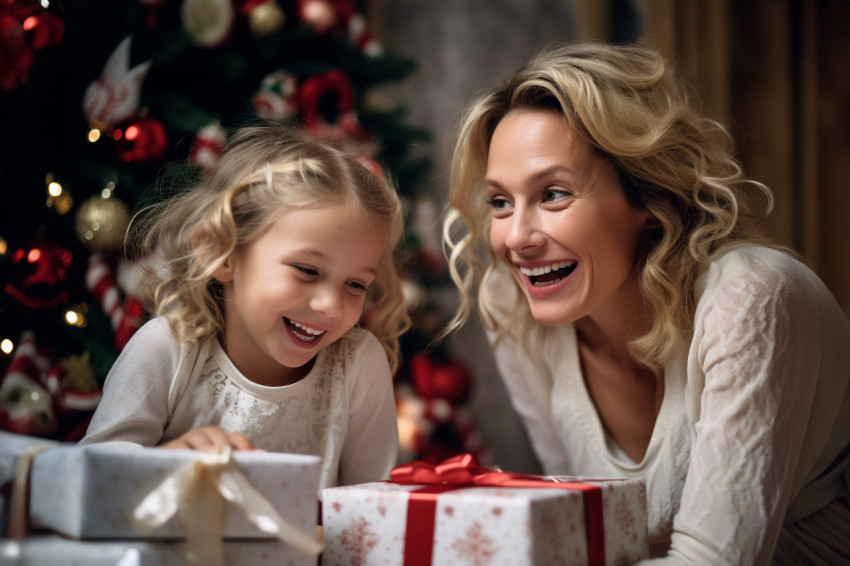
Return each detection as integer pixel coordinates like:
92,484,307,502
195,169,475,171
82,121,410,492
443,42,850,564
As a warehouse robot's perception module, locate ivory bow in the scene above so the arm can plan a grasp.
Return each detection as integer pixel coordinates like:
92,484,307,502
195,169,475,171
133,446,322,565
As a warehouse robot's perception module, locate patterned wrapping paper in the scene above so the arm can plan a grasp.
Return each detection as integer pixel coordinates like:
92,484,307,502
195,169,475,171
321,477,648,566
0,535,317,566
30,444,321,539
0,432,321,540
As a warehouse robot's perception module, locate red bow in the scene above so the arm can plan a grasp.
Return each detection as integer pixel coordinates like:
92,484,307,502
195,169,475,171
391,453,567,488
389,454,606,566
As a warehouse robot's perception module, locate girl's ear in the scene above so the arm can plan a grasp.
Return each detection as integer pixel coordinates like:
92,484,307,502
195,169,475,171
212,255,234,283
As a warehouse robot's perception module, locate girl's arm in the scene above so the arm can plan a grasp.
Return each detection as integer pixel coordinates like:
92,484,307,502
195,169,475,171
80,317,181,447
337,330,399,486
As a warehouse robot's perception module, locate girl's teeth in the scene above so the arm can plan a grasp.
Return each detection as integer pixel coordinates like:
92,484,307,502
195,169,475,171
289,320,326,341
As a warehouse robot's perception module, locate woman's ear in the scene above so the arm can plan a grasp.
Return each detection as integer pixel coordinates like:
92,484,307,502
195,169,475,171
212,255,234,283
643,214,661,230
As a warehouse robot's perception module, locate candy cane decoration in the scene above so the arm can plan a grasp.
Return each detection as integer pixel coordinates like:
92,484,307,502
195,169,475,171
85,253,143,350
86,253,124,331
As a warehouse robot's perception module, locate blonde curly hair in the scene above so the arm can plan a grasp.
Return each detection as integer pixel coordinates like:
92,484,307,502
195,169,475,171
443,41,776,371
128,120,410,372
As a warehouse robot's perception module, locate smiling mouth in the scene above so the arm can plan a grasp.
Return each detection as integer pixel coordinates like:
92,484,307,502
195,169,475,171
519,261,577,287
285,318,327,342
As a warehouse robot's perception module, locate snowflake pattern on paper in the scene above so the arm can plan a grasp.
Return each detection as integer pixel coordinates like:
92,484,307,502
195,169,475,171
451,521,497,566
337,515,380,566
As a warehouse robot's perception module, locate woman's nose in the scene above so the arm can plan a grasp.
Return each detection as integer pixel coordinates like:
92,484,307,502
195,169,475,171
504,209,545,252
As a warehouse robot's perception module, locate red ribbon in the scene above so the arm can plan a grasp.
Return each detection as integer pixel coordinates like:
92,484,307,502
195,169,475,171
389,454,605,566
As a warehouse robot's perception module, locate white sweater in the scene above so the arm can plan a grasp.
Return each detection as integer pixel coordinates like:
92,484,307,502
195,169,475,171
81,318,399,495
482,244,850,565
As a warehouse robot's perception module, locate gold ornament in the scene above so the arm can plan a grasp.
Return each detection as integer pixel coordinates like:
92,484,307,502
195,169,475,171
249,0,285,36
61,352,99,393
75,195,131,251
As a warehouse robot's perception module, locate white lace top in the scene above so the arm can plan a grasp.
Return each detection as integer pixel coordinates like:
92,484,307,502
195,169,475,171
482,244,850,565
81,317,399,495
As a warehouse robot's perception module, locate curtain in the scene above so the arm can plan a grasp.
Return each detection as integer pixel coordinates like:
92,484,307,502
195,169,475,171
573,0,850,315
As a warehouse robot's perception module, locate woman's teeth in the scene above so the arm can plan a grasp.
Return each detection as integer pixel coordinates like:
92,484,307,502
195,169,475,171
519,261,576,286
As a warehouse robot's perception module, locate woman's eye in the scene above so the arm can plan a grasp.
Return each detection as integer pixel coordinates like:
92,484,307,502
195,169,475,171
543,187,571,202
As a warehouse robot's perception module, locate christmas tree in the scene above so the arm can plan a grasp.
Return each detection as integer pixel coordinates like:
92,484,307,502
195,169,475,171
0,0,488,464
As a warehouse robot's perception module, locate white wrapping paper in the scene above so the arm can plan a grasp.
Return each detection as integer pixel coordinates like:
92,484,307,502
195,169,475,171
0,535,317,566
322,477,648,566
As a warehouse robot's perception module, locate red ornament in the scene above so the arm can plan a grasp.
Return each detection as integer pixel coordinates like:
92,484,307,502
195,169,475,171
115,115,169,163
297,69,362,142
20,9,64,50
297,0,341,34
0,1,64,90
409,353,473,405
3,238,72,309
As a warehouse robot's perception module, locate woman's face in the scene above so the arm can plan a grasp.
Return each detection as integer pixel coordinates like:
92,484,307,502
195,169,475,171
486,109,654,326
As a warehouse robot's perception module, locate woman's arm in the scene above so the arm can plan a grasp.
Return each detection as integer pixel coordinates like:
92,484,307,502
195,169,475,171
657,250,844,565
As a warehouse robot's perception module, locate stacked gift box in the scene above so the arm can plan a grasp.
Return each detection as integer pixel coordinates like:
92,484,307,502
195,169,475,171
0,431,323,565
321,454,649,566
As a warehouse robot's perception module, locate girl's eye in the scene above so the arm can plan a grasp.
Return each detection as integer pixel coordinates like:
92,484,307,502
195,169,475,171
345,281,369,294
294,265,318,277
486,196,512,211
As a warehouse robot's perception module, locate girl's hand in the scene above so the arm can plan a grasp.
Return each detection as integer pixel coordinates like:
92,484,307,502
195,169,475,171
159,426,259,452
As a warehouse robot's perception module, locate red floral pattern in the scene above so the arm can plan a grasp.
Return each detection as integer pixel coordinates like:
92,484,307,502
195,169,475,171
322,477,649,565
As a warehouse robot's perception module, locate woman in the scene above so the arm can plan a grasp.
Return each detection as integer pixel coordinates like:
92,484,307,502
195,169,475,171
443,41,850,564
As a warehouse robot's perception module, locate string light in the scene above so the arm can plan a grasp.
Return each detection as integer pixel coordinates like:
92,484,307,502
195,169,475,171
45,173,73,214
88,128,101,142
101,180,116,198
1,339,13,355
65,304,89,327
0,236,7,256
22,16,39,31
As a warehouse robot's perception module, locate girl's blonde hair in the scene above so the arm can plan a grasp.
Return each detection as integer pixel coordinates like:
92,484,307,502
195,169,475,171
129,120,410,372
444,41,776,371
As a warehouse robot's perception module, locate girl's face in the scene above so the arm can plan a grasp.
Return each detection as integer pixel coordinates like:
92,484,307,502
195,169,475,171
486,109,655,327
214,202,387,386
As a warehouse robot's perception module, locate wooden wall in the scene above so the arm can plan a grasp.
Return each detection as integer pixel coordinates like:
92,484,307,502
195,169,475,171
575,0,850,315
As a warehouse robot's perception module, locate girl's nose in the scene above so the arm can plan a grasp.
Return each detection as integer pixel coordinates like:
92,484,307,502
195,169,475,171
310,285,343,319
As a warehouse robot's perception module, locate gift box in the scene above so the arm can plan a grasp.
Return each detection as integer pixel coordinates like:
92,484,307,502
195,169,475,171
0,433,59,537
321,455,648,566
0,535,316,566
1,432,324,564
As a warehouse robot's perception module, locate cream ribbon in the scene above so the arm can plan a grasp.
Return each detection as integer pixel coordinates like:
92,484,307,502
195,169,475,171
133,446,322,565
8,444,52,538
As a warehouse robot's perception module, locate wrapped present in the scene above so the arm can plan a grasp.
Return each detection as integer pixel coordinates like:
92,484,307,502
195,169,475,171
0,535,314,566
322,454,648,566
0,432,59,538
0,432,323,565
